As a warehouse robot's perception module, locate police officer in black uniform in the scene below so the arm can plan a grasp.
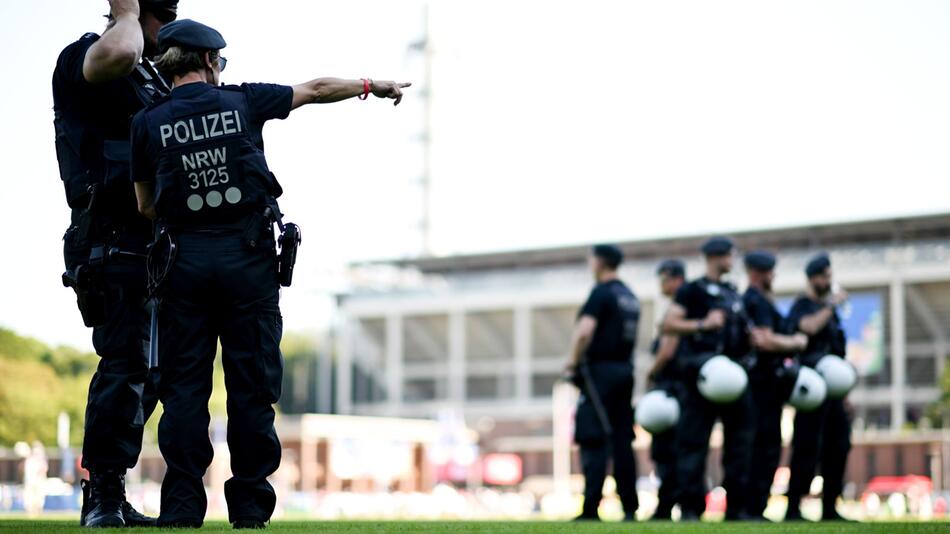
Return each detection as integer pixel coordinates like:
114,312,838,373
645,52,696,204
129,20,409,528
566,245,640,521
52,0,178,527
645,259,686,521
784,254,853,521
661,237,754,521
741,251,808,520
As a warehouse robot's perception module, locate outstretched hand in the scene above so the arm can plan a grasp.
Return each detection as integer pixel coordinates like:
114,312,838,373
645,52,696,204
371,80,412,106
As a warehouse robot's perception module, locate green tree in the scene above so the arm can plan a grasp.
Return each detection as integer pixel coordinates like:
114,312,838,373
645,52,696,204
0,326,320,448
0,358,64,444
0,328,96,446
0,328,50,361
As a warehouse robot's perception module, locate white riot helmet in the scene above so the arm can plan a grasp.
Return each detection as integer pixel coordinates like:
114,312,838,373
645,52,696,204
816,355,857,398
788,366,827,411
697,355,748,404
636,390,680,434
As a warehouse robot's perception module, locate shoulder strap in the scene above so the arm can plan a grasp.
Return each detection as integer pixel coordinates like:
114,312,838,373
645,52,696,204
129,62,170,105
140,61,171,93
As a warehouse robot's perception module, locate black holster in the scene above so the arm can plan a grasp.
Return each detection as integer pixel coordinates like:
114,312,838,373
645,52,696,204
259,199,301,288
240,202,301,287
63,185,121,327
62,246,108,327
73,184,102,250
277,223,301,287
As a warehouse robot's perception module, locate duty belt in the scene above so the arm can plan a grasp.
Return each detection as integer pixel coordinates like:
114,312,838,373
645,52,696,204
155,204,301,287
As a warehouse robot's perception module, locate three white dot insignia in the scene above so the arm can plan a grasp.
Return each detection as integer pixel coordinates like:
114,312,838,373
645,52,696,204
187,187,243,211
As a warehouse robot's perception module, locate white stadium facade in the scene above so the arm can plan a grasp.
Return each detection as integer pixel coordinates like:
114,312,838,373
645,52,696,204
335,213,950,492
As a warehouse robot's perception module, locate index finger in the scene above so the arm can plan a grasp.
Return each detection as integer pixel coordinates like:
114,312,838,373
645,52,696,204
399,82,412,88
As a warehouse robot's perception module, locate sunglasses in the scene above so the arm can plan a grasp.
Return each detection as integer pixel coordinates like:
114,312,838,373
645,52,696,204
217,56,228,72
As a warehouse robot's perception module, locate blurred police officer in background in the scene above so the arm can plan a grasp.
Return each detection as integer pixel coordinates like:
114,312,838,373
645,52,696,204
645,259,686,521
566,245,640,521
661,237,754,521
52,0,178,527
129,19,409,528
741,251,808,520
785,254,853,521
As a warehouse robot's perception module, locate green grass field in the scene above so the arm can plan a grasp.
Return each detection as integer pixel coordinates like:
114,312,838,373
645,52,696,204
0,521,945,533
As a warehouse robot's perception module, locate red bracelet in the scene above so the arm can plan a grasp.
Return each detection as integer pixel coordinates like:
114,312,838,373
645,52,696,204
358,78,370,100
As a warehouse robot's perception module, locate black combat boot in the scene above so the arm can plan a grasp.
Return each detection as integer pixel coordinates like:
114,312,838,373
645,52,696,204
649,505,673,521
79,471,125,528
233,519,267,529
724,510,759,521
122,500,158,527
80,470,157,528
678,510,702,522
821,508,855,522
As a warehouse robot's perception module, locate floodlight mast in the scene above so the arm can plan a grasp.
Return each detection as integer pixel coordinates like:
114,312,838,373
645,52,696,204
409,3,434,257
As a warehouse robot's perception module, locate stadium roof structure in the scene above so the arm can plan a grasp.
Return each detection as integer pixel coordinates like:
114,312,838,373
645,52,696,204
379,212,950,275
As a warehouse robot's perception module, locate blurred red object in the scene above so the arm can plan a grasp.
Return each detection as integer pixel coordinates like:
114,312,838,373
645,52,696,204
863,475,932,495
481,453,523,486
934,495,947,516
705,487,727,515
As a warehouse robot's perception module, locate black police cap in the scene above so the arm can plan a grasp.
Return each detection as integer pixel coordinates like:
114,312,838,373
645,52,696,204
592,244,623,269
701,236,734,257
158,19,227,53
657,259,685,278
744,250,776,272
805,253,831,277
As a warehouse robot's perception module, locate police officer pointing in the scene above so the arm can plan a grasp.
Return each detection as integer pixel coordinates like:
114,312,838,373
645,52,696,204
661,237,754,521
52,0,178,527
741,251,807,519
785,254,853,521
566,245,640,521
129,20,410,528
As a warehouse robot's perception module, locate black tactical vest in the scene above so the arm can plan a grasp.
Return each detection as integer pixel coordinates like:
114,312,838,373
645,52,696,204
143,85,280,225
53,35,170,212
695,279,751,358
